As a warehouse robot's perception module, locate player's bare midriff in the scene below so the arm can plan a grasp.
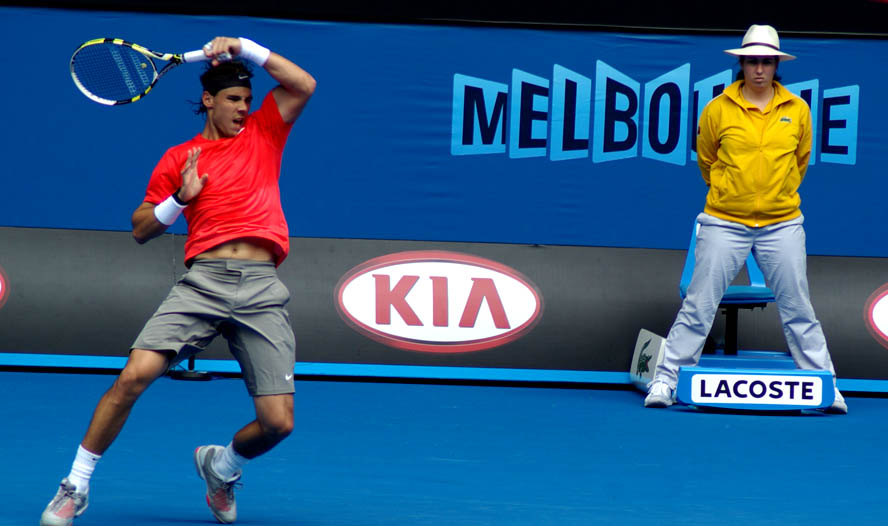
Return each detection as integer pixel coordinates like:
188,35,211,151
193,237,277,263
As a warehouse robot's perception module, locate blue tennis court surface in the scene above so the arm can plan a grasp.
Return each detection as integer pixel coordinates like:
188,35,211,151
5,370,886,525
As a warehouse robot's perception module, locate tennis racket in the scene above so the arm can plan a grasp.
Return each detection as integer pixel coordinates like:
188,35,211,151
70,38,231,106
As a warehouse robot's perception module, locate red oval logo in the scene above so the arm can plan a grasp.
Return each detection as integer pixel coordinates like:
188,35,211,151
0,264,9,310
335,251,543,353
865,283,888,350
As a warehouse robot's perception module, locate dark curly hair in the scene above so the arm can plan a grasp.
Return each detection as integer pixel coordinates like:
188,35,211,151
193,61,254,115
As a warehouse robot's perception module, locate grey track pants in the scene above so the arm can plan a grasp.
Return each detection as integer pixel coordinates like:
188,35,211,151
653,213,837,389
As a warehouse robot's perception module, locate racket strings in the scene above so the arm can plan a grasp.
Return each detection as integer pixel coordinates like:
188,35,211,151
72,44,156,102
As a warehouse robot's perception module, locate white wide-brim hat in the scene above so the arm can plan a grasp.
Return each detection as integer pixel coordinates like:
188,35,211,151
724,24,796,61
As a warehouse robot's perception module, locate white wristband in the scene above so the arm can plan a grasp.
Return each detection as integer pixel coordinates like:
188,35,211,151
154,195,187,226
238,37,270,66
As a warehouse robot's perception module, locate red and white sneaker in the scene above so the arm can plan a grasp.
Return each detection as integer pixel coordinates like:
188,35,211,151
40,478,88,526
194,445,241,523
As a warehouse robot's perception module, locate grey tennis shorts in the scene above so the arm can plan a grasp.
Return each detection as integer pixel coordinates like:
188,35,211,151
132,259,296,396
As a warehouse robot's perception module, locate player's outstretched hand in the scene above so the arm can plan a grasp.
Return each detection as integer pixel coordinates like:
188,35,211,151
178,147,209,203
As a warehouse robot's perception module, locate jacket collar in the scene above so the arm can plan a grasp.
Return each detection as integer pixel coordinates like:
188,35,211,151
723,79,794,109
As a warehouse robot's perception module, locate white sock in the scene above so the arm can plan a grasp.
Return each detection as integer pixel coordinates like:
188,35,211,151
212,442,249,481
68,445,101,493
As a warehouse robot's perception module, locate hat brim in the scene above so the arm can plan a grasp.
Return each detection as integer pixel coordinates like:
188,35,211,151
724,46,796,61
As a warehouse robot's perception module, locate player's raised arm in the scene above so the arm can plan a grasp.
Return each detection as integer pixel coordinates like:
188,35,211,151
203,36,316,123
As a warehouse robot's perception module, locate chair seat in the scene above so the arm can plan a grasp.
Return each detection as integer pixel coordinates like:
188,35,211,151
722,285,775,304
679,284,775,304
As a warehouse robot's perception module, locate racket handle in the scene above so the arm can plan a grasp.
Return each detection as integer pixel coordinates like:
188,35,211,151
183,49,208,63
182,50,232,63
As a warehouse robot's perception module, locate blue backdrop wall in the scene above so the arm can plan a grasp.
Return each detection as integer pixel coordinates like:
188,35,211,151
2,7,884,256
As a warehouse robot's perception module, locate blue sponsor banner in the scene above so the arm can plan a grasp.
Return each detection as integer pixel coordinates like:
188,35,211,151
2,8,885,256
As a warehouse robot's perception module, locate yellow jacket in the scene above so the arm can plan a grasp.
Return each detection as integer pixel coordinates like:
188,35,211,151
697,80,812,227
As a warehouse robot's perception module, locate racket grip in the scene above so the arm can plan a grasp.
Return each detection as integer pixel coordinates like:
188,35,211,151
183,49,209,63
182,50,232,63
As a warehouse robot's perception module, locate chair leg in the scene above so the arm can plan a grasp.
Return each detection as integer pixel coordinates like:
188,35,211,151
702,335,717,355
724,306,739,355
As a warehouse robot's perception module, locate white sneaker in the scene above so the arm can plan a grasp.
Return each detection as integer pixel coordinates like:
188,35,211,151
40,478,88,526
194,445,240,524
644,380,674,408
824,388,848,414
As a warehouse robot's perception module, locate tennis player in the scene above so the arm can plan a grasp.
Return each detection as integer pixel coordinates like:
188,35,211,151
40,36,315,526
643,25,846,413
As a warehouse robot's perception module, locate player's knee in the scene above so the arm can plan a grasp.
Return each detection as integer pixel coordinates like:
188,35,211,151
114,364,159,399
109,372,149,404
262,414,294,440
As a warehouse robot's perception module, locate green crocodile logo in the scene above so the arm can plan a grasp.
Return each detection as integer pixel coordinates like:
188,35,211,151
637,338,653,373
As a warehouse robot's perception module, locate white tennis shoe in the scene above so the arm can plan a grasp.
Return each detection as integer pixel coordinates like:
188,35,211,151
194,445,241,523
40,478,88,526
824,388,848,414
644,380,674,408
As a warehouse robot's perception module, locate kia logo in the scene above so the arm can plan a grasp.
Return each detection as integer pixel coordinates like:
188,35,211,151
0,264,8,310
865,283,888,350
335,251,543,353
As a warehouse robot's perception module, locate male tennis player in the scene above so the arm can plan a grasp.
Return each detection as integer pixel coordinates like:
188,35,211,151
40,36,315,526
